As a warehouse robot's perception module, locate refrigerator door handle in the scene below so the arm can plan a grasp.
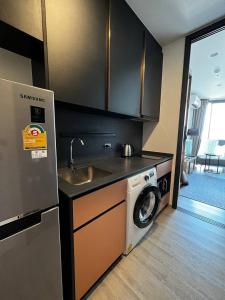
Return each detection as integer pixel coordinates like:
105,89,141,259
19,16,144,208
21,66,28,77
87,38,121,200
0,208,41,227
0,211,42,241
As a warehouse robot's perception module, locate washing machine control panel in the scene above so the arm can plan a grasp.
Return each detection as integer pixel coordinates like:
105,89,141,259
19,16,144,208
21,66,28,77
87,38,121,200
149,170,155,177
144,175,150,181
128,168,157,190
144,170,156,182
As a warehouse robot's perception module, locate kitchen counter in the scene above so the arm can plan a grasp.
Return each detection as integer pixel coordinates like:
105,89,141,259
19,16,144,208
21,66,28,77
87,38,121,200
58,153,173,200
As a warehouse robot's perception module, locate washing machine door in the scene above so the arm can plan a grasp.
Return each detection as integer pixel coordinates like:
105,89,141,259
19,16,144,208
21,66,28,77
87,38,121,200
133,185,161,228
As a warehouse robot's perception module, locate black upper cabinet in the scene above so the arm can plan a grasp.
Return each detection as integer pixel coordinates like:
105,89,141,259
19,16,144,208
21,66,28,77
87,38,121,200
45,0,108,110
0,0,43,40
142,31,163,121
108,0,143,117
44,0,163,119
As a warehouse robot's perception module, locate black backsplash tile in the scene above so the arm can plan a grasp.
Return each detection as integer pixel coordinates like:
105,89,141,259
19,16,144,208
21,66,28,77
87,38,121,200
55,102,143,167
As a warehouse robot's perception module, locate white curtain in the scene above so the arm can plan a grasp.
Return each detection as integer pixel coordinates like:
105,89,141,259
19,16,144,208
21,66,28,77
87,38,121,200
191,99,208,156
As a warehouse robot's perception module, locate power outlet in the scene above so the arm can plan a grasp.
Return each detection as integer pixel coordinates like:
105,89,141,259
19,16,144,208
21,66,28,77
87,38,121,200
103,143,112,149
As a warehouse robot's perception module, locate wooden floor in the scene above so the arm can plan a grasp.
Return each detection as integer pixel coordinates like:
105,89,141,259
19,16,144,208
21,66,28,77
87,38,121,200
87,207,225,300
178,196,225,225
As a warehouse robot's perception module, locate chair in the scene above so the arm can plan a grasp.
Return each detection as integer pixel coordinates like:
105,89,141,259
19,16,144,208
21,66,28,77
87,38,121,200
204,140,220,173
205,140,218,155
185,138,193,156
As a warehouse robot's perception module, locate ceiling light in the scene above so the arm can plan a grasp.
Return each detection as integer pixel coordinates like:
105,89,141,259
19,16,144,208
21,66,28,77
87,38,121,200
210,52,219,58
214,67,221,74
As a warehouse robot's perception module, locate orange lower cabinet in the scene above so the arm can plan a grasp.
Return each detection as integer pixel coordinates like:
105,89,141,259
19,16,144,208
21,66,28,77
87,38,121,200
74,202,126,299
73,180,127,230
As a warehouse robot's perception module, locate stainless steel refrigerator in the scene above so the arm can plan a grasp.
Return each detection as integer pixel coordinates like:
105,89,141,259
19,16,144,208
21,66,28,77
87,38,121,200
0,78,63,299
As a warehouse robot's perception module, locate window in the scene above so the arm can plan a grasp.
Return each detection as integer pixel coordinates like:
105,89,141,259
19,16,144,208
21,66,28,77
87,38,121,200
199,102,225,155
209,103,225,140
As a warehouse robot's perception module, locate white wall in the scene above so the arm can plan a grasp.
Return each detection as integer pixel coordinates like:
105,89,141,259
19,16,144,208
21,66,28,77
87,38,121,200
0,47,33,85
143,38,185,204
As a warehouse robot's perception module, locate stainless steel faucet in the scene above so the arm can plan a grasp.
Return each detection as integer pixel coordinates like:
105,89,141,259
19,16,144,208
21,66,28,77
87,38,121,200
70,137,85,169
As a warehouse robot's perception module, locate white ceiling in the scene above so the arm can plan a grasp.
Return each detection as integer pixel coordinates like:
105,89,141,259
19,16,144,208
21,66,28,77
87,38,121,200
126,0,225,45
190,29,225,100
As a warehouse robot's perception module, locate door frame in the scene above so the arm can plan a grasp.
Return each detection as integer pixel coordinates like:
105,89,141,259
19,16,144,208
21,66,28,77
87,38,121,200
172,18,225,209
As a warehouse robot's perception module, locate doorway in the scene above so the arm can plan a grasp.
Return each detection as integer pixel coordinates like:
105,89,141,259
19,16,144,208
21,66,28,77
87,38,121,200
173,19,225,226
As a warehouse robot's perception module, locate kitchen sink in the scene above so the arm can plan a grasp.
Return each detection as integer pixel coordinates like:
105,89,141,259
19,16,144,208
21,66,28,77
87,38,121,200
58,166,112,186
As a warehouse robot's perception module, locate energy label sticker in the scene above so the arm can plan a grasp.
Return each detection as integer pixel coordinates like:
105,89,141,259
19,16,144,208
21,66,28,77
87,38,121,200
31,150,48,159
23,124,47,150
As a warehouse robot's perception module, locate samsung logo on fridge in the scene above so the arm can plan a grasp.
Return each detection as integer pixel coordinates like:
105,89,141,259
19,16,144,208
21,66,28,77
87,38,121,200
20,94,45,102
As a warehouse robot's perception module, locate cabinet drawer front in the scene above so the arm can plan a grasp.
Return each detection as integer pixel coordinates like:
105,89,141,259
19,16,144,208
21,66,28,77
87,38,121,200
74,202,126,299
73,180,127,229
157,160,172,179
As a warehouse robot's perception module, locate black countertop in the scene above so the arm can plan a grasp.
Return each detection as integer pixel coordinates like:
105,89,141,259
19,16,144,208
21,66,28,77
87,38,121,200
58,152,173,200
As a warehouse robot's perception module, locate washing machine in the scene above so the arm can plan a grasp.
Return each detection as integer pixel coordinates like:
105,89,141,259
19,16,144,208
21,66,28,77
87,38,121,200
125,168,161,255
